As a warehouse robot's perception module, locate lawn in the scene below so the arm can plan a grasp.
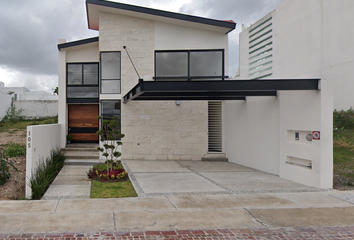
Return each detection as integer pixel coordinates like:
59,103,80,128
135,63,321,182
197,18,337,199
89,163,137,198
333,130,354,189
91,180,137,198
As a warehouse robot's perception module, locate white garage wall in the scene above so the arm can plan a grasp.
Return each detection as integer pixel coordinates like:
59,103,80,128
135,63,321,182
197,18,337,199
224,79,333,188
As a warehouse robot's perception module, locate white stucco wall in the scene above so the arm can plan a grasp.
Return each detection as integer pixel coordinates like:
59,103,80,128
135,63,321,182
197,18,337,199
224,80,333,188
25,124,61,199
239,0,354,110
15,100,58,119
0,91,12,120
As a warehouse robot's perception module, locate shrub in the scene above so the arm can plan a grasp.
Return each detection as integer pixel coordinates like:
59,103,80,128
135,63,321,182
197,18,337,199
4,143,26,157
334,108,354,130
29,148,66,199
0,151,18,185
96,116,125,172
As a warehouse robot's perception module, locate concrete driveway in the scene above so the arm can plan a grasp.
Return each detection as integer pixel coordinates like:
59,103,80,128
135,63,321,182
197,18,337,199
122,160,317,197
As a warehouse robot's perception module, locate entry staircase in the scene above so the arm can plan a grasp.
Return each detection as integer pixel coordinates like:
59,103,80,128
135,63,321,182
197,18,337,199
61,144,100,165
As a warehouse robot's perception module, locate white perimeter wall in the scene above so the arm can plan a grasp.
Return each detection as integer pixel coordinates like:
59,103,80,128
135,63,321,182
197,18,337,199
225,80,333,188
0,92,12,120
25,124,61,199
15,100,58,119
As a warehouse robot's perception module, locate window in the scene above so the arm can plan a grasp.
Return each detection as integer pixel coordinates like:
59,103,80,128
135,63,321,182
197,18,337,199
67,63,99,102
155,50,225,80
101,100,121,139
101,52,121,94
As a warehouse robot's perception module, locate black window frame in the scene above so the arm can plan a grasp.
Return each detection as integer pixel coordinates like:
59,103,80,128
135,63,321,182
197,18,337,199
154,49,226,81
66,62,99,103
100,51,121,94
100,100,122,140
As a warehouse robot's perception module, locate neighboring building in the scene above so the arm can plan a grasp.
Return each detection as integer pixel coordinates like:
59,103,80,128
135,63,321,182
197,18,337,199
57,0,333,189
238,0,354,110
0,81,58,119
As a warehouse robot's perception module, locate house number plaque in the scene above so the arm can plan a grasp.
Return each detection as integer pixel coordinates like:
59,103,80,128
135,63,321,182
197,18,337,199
28,131,31,148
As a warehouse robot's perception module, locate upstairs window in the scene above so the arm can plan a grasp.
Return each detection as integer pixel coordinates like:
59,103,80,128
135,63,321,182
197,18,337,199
100,52,121,94
67,63,99,103
155,50,225,81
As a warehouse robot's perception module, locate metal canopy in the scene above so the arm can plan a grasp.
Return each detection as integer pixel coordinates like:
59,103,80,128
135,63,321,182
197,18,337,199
123,79,320,103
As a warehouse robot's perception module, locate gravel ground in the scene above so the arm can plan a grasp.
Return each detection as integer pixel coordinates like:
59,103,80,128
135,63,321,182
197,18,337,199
0,129,26,200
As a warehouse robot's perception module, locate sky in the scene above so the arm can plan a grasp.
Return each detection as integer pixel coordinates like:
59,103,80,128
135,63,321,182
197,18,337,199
0,0,283,93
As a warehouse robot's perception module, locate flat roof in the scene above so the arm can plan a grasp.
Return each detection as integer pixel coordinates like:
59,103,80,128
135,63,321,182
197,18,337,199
123,79,320,103
57,36,99,50
86,0,236,34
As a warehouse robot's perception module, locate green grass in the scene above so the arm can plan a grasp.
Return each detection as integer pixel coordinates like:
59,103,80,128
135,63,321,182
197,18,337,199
91,180,137,198
333,130,354,189
0,116,58,132
4,143,26,157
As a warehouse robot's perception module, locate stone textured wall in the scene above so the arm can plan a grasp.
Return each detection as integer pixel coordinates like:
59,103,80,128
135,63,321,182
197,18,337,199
99,12,208,160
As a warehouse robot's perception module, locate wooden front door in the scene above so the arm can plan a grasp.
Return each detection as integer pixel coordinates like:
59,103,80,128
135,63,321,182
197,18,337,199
68,104,99,143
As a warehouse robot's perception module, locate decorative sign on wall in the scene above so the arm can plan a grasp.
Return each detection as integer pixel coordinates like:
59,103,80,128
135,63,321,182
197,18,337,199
312,131,320,140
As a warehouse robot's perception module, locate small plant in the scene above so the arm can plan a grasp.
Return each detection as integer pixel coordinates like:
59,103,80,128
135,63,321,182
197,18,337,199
29,148,66,199
0,92,23,123
87,163,128,182
67,134,73,143
4,143,26,157
96,116,125,172
0,150,18,185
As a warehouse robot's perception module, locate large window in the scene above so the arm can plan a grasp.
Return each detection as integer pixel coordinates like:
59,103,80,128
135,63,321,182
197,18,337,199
155,50,225,81
66,63,99,102
100,52,121,94
101,100,121,139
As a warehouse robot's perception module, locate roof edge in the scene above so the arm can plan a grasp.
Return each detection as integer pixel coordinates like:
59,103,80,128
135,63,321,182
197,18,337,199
58,36,99,50
86,0,236,32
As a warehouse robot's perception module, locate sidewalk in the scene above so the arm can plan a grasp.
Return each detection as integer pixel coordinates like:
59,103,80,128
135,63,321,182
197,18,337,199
1,191,354,234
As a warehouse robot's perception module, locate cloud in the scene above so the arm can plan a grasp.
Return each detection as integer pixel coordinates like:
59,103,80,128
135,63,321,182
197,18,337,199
0,0,282,90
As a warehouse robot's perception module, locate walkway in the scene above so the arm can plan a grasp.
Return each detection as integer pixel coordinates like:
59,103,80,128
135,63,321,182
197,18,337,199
1,191,354,234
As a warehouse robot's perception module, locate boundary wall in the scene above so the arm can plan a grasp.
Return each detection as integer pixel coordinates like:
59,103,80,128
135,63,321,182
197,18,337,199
25,124,61,199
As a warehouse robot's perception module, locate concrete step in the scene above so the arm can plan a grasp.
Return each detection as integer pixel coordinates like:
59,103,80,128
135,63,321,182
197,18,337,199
65,159,100,166
202,153,228,162
65,144,99,149
62,148,98,152
64,151,99,159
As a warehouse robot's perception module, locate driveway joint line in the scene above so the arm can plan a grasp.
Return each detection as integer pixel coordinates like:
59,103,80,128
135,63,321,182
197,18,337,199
54,199,61,214
244,208,269,229
165,196,177,210
174,161,235,194
113,212,117,231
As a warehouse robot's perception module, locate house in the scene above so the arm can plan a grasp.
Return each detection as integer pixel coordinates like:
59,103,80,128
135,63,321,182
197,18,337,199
56,0,332,189
238,0,354,110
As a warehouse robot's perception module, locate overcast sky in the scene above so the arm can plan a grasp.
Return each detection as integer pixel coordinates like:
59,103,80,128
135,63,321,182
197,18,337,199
0,0,283,93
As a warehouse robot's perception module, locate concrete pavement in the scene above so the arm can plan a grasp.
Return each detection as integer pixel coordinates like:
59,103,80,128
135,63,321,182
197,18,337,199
2,159,354,236
1,191,354,234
